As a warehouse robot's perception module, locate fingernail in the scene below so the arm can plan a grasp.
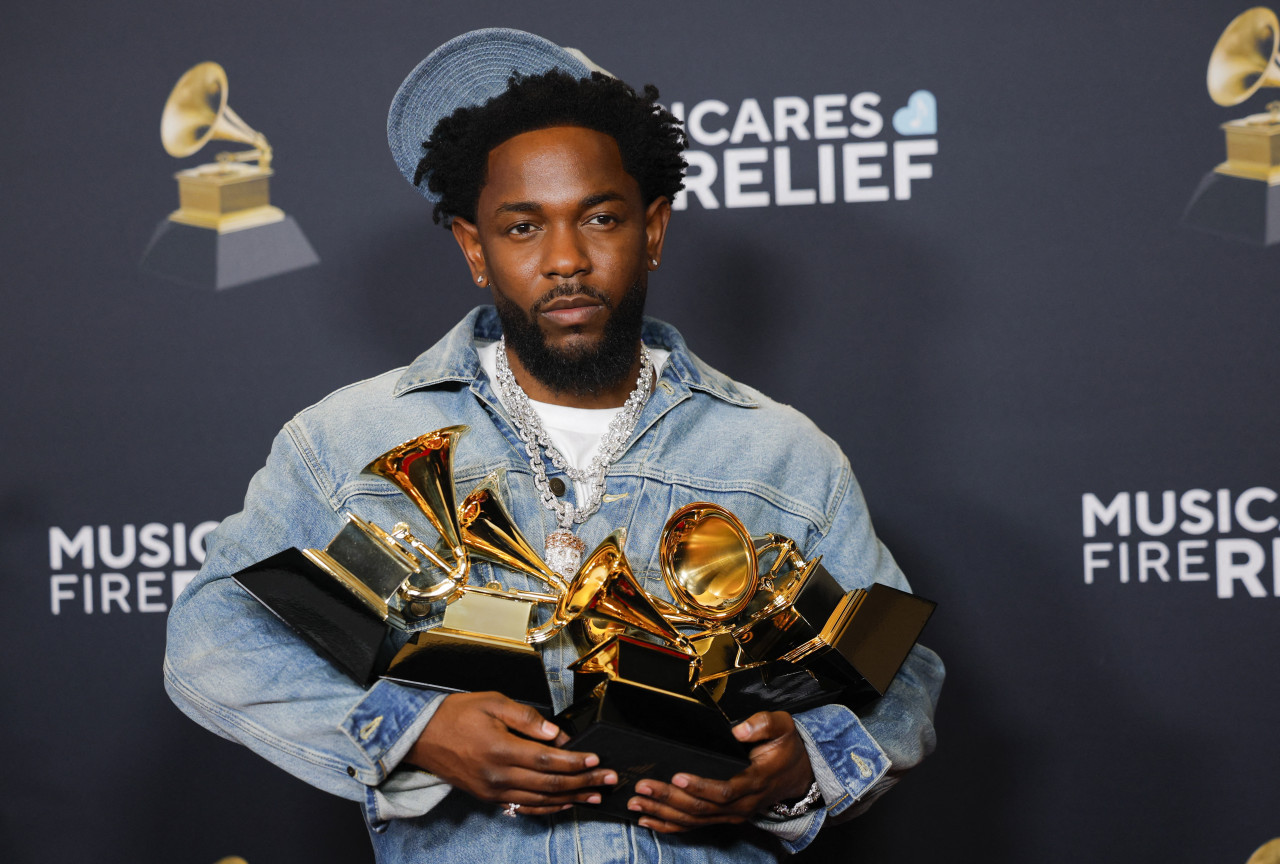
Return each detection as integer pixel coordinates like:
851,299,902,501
604,772,618,785
628,798,643,812
732,722,751,739
559,804,572,811
583,754,599,768
672,774,689,788
635,783,651,796
542,721,560,737
587,793,602,804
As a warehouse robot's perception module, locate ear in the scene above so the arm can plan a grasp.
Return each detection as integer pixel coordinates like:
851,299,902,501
451,216,488,286
644,196,672,270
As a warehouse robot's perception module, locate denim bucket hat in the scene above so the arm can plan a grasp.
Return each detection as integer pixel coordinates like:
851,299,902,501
387,28,603,202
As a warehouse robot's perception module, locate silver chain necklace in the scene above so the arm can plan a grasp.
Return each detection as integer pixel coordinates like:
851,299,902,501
494,335,654,579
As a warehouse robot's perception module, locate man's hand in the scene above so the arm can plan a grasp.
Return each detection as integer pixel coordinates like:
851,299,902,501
406,691,617,816
626,711,815,832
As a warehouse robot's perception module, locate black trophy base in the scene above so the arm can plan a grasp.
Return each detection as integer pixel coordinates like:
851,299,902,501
234,548,395,687
141,215,319,289
1182,170,1280,246
707,661,851,725
808,583,935,694
382,629,554,712
708,584,935,722
571,634,696,700
557,679,748,821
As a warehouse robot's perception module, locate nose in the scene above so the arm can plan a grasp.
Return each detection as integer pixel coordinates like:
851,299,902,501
541,224,591,280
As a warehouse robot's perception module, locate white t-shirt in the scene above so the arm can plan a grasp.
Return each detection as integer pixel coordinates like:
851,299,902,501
476,340,670,507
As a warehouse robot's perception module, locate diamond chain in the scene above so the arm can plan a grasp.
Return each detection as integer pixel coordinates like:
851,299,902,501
494,336,654,531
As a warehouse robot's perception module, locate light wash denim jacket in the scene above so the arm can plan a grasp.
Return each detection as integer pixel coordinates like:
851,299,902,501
164,306,944,863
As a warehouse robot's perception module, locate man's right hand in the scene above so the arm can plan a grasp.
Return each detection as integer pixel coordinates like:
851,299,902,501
406,691,617,816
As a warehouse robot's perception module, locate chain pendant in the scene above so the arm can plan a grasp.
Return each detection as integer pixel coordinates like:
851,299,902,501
545,528,587,580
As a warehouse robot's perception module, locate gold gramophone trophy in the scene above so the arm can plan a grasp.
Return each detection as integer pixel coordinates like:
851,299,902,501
233,427,475,687
236,428,579,707
652,502,935,722
1184,7,1280,244
141,62,318,289
553,530,751,820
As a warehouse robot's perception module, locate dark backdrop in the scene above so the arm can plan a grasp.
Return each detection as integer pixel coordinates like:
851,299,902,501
3,2,1277,862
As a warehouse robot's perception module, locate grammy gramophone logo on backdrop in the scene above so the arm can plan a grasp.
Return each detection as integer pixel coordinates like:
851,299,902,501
1184,7,1280,246
140,62,319,290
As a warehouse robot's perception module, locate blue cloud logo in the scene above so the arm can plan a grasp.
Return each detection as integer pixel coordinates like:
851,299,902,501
892,90,937,136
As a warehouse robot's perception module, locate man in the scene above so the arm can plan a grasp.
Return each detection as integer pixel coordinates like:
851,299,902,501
164,27,944,863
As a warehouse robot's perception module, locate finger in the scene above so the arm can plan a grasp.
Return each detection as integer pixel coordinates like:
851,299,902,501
668,771,752,805
484,693,566,743
499,788,605,808
628,780,749,827
493,736,604,775
495,766,618,798
731,710,792,744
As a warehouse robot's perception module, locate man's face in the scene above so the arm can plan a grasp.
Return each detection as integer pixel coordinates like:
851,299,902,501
451,125,670,401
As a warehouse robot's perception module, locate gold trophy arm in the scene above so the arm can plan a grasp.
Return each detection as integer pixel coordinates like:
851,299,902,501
754,533,807,587
457,583,559,605
389,522,471,603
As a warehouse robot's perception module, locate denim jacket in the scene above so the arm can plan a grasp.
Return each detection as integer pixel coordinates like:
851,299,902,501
164,306,944,863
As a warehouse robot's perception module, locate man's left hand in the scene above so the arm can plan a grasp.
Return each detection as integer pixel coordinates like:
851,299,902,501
626,710,815,833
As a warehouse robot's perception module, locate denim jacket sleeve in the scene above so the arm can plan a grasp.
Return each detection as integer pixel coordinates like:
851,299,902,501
749,462,945,852
162,423,452,828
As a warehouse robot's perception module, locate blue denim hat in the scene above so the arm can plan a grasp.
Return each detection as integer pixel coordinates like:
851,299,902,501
387,28,601,202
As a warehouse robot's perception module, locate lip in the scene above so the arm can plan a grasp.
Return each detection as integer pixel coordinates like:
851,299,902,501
539,295,604,327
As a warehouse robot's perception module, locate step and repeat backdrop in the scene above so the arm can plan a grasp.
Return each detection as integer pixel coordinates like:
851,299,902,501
2,1,1277,862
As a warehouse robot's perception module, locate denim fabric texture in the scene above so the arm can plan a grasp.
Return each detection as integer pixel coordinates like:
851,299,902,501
164,306,944,863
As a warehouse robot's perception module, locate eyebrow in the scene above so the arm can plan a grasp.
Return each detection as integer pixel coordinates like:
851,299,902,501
493,191,627,215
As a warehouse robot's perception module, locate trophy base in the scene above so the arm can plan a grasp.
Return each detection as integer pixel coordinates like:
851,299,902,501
140,214,319,289
557,679,749,822
1182,169,1280,246
570,634,697,695
705,661,850,724
234,548,396,687
786,584,936,692
382,629,554,712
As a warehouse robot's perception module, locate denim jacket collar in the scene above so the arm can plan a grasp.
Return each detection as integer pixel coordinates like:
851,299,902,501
391,305,758,409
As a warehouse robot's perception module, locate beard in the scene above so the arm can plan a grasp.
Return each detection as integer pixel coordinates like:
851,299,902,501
493,277,647,399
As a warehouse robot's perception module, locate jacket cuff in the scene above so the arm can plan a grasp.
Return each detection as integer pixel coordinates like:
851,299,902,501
750,806,825,851
339,680,451,829
792,703,891,818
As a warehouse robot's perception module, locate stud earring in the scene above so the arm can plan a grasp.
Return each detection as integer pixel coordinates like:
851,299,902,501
477,275,485,285
650,258,659,268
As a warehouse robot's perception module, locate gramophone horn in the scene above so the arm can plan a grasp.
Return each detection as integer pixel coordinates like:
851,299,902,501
659,503,759,621
161,61,273,167
364,427,470,598
458,470,568,595
1208,7,1280,107
538,529,698,655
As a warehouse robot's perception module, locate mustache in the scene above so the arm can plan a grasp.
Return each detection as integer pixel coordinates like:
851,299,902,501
530,282,614,314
